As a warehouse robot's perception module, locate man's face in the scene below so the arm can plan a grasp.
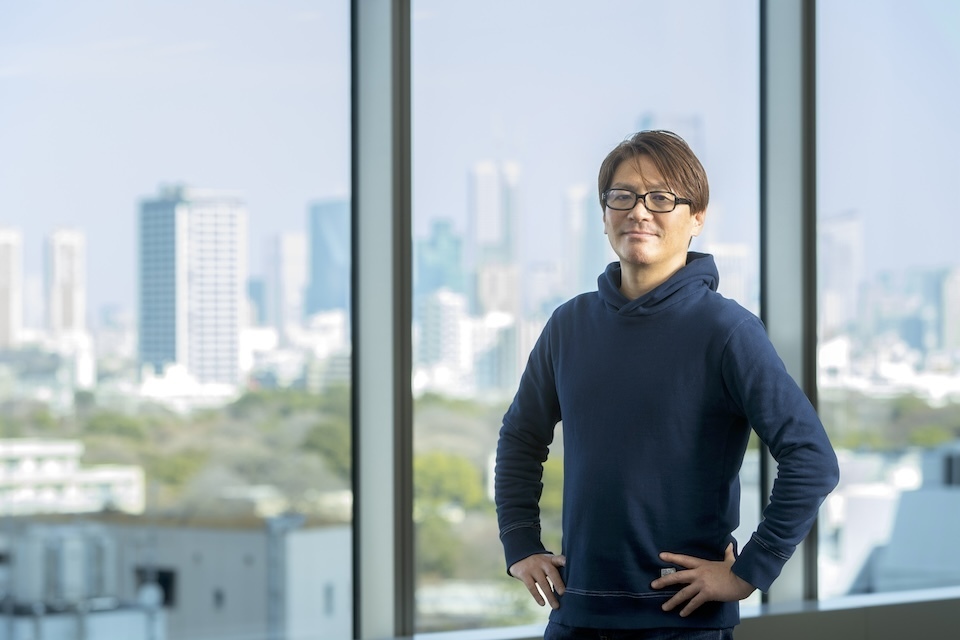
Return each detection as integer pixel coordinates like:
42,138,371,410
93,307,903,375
602,154,704,274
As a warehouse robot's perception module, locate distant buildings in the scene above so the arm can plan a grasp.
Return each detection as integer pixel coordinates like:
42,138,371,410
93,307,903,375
45,228,86,339
305,199,350,318
138,185,248,387
0,227,23,348
0,439,143,515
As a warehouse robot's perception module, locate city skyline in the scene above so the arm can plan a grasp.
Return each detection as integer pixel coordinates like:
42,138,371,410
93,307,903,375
6,0,959,321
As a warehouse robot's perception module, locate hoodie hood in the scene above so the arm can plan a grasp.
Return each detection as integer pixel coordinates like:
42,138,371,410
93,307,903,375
597,251,720,316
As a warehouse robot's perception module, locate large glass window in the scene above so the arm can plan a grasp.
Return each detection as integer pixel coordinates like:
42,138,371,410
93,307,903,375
0,2,351,638
817,0,960,599
411,0,760,631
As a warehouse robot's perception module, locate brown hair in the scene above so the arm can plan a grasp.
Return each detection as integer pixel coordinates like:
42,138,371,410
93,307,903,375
597,130,709,214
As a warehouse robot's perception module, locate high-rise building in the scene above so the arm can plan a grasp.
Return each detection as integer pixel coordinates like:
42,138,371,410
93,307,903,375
306,199,350,318
466,162,521,315
467,161,519,268
819,209,865,338
415,218,464,300
247,277,267,327
139,185,248,386
45,228,86,337
264,232,308,341
0,228,23,348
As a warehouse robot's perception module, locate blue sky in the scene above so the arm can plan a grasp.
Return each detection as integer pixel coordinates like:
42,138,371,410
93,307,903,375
1,0,958,320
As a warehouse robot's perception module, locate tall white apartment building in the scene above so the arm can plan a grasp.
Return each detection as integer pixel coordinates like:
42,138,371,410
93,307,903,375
139,185,248,386
45,228,87,337
0,227,23,348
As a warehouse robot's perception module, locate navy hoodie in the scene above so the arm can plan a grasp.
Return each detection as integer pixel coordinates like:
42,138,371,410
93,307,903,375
495,253,839,629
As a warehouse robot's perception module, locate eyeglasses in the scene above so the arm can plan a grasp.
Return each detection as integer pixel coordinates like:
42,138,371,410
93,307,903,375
602,188,692,213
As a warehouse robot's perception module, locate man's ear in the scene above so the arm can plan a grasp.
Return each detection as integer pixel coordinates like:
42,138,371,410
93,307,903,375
691,209,706,236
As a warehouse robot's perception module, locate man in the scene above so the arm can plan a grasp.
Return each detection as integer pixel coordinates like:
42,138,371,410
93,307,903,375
495,130,839,638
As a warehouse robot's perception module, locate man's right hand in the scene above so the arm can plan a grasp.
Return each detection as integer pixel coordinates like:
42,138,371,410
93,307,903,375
508,553,567,609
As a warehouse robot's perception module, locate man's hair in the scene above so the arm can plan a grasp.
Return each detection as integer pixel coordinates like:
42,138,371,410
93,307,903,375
597,130,709,214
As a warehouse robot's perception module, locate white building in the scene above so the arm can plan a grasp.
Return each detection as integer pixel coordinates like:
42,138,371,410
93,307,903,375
45,228,87,338
139,185,248,387
0,439,144,515
414,289,471,395
0,227,23,349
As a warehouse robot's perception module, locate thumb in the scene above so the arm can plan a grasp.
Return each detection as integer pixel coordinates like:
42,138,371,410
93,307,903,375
724,543,736,562
550,554,567,567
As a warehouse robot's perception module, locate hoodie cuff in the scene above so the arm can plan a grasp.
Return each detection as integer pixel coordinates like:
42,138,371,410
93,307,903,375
731,534,790,593
500,524,551,574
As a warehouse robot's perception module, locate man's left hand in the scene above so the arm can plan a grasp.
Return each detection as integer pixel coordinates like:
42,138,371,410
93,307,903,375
650,543,756,617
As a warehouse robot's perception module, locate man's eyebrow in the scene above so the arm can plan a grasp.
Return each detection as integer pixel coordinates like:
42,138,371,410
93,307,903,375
610,181,670,191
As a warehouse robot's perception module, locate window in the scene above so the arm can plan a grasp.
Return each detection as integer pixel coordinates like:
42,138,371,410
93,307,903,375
817,0,960,599
411,0,761,630
0,2,351,638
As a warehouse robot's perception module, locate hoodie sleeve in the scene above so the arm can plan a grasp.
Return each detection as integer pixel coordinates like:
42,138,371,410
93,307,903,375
495,318,563,572
721,316,840,592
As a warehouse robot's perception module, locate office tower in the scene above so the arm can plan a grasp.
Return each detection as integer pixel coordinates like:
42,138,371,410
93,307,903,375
305,199,350,318
466,161,520,315
139,184,248,386
247,277,267,327
264,232,307,340
0,228,23,348
819,210,865,338
467,161,519,267
415,218,464,300
45,228,86,337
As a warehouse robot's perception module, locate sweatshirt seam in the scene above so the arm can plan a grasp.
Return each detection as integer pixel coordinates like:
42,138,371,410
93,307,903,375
564,588,679,599
751,532,791,560
499,521,540,538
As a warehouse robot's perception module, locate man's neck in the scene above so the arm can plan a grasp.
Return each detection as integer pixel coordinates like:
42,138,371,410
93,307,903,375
618,258,687,301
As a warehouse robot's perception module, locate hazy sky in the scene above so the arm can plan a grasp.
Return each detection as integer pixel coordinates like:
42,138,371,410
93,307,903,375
1,0,958,321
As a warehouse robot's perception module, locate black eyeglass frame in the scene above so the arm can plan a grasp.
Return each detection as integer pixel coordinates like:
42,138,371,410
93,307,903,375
601,188,693,213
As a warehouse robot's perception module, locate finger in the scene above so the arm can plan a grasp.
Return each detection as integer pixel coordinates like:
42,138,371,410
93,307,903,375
651,569,683,589
661,587,688,612
550,554,567,567
659,551,703,568
522,578,546,606
544,566,566,595
538,576,561,609
679,592,708,617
